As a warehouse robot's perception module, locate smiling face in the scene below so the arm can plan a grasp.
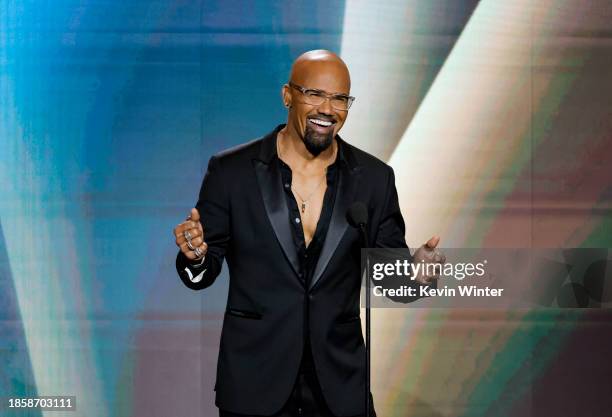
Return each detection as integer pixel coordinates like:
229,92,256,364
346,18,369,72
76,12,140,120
282,50,351,156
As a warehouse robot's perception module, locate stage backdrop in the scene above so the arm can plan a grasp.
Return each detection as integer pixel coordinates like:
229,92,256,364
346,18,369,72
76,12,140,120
1,1,611,416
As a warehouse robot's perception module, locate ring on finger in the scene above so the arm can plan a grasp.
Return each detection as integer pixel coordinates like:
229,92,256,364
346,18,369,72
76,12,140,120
186,240,195,251
184,230,192,241
194,247,203,258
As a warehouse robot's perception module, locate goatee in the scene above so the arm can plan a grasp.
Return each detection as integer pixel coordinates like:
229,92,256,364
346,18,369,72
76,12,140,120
303,126,334,156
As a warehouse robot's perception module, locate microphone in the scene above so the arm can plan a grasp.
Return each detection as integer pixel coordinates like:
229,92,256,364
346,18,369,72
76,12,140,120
347,202,371,417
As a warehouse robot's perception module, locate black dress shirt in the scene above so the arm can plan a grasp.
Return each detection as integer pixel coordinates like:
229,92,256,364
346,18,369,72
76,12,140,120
277,140,345,374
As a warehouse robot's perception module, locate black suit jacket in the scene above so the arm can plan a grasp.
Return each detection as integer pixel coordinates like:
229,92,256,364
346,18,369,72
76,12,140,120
176,125,422,416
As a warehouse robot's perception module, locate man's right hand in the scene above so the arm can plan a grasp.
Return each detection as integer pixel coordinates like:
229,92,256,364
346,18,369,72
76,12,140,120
174,208,208,262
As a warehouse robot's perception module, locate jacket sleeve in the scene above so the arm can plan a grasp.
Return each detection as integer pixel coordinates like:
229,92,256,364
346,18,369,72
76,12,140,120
176,155,230,290
374,166,409,250
373,166,436,303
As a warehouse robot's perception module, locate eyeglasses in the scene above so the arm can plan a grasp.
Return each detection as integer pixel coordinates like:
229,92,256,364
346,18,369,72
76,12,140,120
288,82,355,111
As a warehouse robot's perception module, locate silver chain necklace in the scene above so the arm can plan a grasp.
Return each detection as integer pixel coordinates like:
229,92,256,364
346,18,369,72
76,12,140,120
292,177,325,213
277,138,327,213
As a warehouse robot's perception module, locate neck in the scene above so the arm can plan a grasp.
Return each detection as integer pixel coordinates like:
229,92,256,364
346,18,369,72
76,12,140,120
278,125,336,173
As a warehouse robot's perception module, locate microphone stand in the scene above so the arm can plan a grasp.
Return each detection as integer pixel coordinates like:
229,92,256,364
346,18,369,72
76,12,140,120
359,223,371,417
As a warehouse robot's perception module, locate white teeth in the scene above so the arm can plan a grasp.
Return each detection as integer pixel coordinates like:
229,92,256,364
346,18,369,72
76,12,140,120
310,119,332,127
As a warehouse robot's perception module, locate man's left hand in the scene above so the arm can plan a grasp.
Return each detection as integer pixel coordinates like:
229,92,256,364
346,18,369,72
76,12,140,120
412,236,446,285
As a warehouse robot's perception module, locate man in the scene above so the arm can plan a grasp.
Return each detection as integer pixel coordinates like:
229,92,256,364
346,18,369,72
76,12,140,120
173,50,442,417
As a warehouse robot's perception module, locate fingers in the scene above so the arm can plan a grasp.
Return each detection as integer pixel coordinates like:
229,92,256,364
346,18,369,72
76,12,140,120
180,241,208,259
175,222,202,238
417,276,435,285
188,207,200,223
180,236,204,251
412,238,445,285
173,208,206,258
418,271,440,285
433,250,446,264
412,250,444,285
415,274,438,285
426,262,442,283
425,235,440,249
175,220,201,235
189,242,208,260
174,224,203,245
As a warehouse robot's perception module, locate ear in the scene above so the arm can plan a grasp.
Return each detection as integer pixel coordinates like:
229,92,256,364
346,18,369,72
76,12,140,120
281,84,291,108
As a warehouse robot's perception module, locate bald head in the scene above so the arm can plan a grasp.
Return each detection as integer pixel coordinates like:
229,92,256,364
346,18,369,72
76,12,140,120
281,49,352,157
289,50,351,92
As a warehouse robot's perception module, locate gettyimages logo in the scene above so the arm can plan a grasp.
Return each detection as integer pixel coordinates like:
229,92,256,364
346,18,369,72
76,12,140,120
361,248,612,309
371,259,487,281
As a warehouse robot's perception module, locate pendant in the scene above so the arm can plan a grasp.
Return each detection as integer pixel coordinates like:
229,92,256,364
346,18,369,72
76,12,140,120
301,203,306,213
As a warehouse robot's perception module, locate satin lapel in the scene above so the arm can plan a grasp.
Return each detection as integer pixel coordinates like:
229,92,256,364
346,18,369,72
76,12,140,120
253,159,301,279
309,164,362,291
